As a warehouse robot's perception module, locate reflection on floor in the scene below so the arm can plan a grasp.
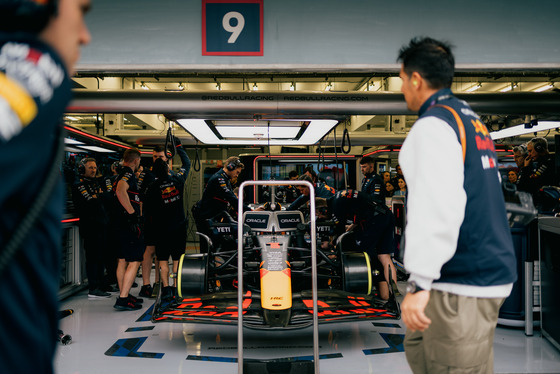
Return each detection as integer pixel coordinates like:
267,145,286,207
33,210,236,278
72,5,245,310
55,282,560,374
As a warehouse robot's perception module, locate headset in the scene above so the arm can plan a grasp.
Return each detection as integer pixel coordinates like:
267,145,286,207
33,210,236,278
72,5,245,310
0,0,58,34
78,157,96,175
226,157,242,171
532,139,546,153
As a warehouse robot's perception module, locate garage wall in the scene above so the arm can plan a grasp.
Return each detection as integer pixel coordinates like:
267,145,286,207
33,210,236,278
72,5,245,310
78,0,560,71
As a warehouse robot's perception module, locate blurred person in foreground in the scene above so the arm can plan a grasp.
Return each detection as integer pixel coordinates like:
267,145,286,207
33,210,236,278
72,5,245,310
0,0,91,372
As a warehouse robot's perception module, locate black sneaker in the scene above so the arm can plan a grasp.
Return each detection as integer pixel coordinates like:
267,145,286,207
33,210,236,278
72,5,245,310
88,289,111,298
101,284,117,293
129,294,143,304
162,286,174,301
139,284,153,298
113,297,141,311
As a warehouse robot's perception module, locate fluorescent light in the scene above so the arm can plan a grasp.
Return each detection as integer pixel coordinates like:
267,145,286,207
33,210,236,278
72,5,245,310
534,83,554,92
216,83,221,90
325,82,333,91
466,83,482,92
77,145,116,153
368,82,375,91
289,83,295,91
64,146,85,153
500,82,518,92
64,138,85,145
252,83,258,91
216,126,300,139
490,121,560,140
65,116,79,121
176,119,338,145
178,83,184,90
140,82,149,90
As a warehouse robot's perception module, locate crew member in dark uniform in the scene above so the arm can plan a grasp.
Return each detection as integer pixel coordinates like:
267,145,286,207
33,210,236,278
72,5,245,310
287,174,336,211
0,1,91,372
359,156,385,203
112,148,145,310
193,156,250,253
144,145,191,300
72,157,113,298
518,137,558,209
137,137,191,298
326,189,397,300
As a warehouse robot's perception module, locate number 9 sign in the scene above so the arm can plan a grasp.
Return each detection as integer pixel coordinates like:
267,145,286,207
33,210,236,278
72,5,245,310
202,0,264,56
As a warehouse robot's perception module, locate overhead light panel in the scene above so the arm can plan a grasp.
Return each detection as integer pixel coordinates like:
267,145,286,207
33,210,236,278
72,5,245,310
466,83,482,92
64,138,85,145
176,119,338,145
216,125,299,139
534,83,554,92
64,146,85,153
490,120,560,140
77,145,116,153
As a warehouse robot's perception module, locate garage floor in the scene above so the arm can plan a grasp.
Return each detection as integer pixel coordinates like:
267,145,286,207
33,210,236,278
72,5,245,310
55,281,560,374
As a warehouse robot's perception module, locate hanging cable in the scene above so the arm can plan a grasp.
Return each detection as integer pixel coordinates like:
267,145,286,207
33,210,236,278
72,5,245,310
333,128,339,190
164,120,176,159
193,140,201,172
341,123,351,154
317,139,324,175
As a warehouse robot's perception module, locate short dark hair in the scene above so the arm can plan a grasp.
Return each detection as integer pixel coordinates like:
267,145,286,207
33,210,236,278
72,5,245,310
288,170,298,179
360,156,374,165
303,166,317,181
123,148,141,163
153,145,165,153
298,174,314,184
397,37,455,89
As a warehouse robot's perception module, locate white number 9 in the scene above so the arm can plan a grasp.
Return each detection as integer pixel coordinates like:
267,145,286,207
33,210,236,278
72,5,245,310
222,11,245,44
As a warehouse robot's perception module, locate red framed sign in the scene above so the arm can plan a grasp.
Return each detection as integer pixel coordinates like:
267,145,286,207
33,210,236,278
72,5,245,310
202,0,264,56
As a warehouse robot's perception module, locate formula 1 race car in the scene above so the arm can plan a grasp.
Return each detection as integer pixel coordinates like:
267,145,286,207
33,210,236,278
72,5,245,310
151,208,400,329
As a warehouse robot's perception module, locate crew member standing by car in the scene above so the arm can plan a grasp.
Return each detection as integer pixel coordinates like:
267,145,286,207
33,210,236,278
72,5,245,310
144,141,191,300
137,138,191,298
0,0,91,372
113,148,145,310
72,157,113,298
359,156,385,203
324,190,398,300
397,36,516,373
193,156,250,253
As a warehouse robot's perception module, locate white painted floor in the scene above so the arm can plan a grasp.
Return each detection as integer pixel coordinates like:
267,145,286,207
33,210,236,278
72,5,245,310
54,280,560,374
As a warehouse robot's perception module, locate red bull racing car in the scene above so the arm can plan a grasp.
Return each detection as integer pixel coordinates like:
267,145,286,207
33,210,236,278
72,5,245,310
151,208,400,329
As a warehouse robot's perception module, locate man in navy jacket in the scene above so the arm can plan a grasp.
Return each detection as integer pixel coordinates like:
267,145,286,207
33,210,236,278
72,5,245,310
397,37,516,374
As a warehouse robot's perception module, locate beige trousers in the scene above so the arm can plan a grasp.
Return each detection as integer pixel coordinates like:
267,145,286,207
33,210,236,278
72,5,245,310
404,289,505,374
